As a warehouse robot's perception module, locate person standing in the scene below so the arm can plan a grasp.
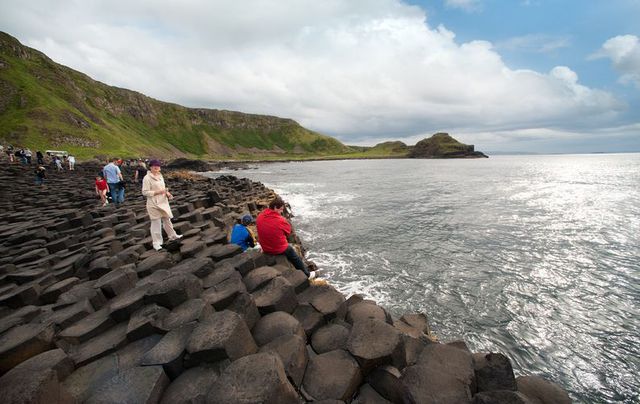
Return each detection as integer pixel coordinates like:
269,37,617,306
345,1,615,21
230,214,256,251
34,166,46,186
103,157,124,205
7,145,14,162
36,150,44,165
24,148,32,164
54,156,63,171
256,196,311,277
142,160,182,251
134,160,148,185
68,155,75,170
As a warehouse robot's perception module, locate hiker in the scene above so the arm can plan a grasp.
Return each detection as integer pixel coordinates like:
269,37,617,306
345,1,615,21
103,157,125,205
95,174,109,206
36,150,44,165
6,145,14,162
24,148,32,164
134,160,147,185
230,214,256,251
142,159,182,251
256,196,312,277
68,155,75,170
34,166,46,186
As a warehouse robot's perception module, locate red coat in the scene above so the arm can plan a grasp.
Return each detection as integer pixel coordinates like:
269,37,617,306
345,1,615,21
256,208,290,254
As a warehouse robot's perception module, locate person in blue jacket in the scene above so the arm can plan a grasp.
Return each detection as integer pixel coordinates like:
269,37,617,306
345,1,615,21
230,214,256,251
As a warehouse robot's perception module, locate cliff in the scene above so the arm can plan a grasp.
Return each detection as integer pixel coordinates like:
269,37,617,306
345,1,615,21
0,32,351,159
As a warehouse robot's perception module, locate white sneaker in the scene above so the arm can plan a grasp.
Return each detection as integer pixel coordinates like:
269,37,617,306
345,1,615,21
153,245,163,251
308,271,317,280
169,234,183,241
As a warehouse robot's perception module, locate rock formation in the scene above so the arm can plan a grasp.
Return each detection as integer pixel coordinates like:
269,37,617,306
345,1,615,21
0,161,568,403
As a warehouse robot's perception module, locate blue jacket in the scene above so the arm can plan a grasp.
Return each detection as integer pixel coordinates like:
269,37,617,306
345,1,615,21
230,224,254,251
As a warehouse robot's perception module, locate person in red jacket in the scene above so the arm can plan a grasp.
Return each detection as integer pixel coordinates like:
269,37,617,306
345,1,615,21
257,196,310,277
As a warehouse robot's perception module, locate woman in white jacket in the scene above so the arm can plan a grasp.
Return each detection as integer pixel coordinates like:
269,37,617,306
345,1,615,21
142,160,182,250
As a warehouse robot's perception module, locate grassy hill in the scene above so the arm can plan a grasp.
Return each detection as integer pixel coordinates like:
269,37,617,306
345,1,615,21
0,32,351,160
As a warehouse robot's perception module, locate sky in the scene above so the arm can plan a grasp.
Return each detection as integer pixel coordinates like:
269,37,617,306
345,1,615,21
1,0,639,153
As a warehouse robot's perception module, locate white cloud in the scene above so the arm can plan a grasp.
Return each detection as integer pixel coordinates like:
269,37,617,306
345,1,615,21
497,34,571,54
0,0,628,147
591,35,640,88
444,0,482,12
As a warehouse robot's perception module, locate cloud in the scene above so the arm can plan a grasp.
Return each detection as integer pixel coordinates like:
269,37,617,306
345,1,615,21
444,0,482,12
0,0,628,147
496,34,571,54
591,35,640,88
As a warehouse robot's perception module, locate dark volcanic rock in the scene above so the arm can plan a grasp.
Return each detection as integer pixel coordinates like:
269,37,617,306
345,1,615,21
145,273,202,309
186,310,257,364
252,311,306,346
258,334,308,387
162,298,213,331
347,319,401,374
160,364,225,404
127,303,170,341
516,375,572,404
473,390,533,404
473,352,517,392
0,322,55,374
252,276,298,315
312,323,351,354
206,352,299,404
85,365,169,404
142,323,196,379
302,349,362,402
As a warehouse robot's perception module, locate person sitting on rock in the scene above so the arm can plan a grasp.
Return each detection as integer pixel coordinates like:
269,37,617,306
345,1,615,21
256,196,311,277
142,159,182,251
95,174,109,206
230,214,256,251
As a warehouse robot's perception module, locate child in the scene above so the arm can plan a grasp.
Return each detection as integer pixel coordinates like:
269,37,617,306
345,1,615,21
230,214,256,251
95,174,109,206
34,166,46,186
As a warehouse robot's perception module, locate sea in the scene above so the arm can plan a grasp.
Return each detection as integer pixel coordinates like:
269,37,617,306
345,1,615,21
207,153,640,403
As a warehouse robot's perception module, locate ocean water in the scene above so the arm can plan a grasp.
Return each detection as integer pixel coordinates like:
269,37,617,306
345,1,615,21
210,154,640,403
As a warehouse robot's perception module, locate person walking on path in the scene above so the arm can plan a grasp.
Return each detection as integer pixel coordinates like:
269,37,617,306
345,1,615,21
95,174,109,206
256,196,311,277
142,159,182,251
36,150,44,165
34,166,46,186
54,156,63,171
230,214,256,251
103,157,125,205
24,148,32,164
6,145,14,162
134,160,148,185
68,155,75,170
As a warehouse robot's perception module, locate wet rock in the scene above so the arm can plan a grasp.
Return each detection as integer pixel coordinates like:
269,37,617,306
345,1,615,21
473,390,534,404
516,375,572,404
186,310,257,364
252,311,306,346
206,352,299,404
399,313,430,335
162,298,213,331
0,322,55,374
302,349,362,402
85,365,169,404
252,276,298,315
347,319,401,374
367,365,412,404
145,274,202,309
311,322,351,354
473,353,517,392
401,343,475,404
142,323,196,379
258,334,308,387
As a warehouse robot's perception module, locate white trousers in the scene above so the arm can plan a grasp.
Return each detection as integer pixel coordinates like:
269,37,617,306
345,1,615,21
150,217,178,248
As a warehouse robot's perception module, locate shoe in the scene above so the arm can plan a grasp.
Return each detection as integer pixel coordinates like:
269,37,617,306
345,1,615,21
308,271,317,280
153,245,163,251
169,234,183,241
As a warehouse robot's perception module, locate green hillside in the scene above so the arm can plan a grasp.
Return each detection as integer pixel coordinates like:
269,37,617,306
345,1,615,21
0,32,351,160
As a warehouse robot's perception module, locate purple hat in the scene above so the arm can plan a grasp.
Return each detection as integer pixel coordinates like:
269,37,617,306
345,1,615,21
149,159,161,167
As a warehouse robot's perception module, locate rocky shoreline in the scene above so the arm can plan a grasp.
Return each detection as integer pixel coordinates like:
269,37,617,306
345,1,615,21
0,162,571,403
